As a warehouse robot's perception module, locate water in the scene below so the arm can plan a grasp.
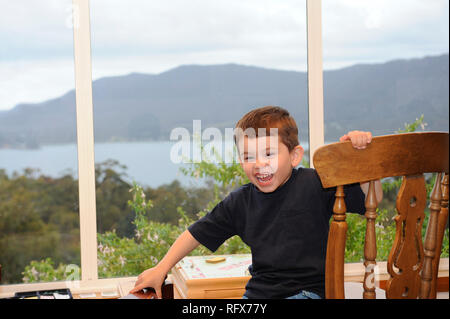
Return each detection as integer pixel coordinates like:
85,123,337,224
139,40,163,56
0,139,314,188
0,142,198,188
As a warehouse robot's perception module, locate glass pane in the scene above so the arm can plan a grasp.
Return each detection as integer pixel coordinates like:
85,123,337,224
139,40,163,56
322,0,449,262
90,0,308,278
323,0,449,139
0,1,80,284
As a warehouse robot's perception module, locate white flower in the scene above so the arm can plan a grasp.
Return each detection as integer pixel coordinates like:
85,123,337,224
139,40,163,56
31,267,39,277
119,255,126,266
375,222,384,229
101,245,111,255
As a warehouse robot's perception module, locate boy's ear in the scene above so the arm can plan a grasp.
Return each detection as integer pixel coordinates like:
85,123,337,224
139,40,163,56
290,145,304,167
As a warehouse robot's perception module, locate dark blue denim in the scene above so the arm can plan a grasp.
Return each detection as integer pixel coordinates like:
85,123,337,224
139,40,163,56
242,290,321,299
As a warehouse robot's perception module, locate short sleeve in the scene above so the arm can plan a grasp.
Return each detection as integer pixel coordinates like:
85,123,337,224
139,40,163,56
187,195,237,252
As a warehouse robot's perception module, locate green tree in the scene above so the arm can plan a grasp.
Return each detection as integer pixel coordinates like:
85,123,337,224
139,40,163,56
0,169,80,283
16,115,450,282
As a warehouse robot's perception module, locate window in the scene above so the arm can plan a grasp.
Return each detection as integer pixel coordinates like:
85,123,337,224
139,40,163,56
0,0,80,284
322,0,449,139
322,0,449,263
89,0,308,278
0,0,353,293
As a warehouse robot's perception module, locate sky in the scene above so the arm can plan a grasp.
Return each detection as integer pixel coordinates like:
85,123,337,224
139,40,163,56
0,0,448,111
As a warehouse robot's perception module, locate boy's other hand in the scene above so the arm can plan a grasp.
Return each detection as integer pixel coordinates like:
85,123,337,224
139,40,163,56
129,266,165,298
339,131,372,149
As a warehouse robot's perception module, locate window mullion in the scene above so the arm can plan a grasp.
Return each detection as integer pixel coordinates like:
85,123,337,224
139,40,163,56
306,0,325,166
72,0,98,282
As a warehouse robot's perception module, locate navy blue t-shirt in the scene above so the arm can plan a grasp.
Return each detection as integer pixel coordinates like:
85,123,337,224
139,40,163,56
188,167,366,298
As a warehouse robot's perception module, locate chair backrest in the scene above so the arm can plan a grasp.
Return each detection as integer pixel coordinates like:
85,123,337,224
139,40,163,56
313,132,449,299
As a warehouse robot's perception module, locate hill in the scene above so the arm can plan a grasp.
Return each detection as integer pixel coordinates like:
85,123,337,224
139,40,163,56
0,54,448,148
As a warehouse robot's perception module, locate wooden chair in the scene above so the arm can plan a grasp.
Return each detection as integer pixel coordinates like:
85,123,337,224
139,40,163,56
313,132,449,299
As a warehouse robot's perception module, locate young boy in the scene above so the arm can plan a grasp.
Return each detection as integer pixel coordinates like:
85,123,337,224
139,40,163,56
131,106,382,299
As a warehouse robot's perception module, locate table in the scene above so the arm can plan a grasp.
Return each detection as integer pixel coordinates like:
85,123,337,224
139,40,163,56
171,254,252,299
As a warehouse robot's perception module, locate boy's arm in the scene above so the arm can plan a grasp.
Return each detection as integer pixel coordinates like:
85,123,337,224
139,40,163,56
130,230,200,297
340,130,383,203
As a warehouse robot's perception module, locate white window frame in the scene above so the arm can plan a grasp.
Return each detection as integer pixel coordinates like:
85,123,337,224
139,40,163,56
73,0,98,284
0,0,324,297
306,0,325,164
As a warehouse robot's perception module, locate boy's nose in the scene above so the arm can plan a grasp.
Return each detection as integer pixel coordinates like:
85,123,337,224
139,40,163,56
255,157,269,167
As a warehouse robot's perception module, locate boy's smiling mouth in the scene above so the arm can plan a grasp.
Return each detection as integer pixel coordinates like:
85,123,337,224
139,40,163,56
255,172,274,185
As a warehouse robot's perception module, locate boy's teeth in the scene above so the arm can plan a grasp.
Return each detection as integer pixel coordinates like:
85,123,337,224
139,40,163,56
256,173,273,182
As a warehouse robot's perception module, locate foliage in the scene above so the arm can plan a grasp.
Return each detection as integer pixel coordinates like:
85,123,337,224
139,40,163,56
396,114,427,133
95,147,253,279
0,161,216,283
22,258,77,283
98,183,250,279
345,184,450,263
4,115,449,283
0,170,80,284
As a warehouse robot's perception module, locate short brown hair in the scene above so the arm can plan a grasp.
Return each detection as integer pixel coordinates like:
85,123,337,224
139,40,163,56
234,106,299,151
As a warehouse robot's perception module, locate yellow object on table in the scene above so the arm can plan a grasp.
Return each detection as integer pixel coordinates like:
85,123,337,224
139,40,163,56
205,257,226,264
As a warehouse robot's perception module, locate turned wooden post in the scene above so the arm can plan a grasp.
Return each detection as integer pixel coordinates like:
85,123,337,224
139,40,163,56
420,173,442,299
363,181,378,299
430,173,449,298
325,185,347,299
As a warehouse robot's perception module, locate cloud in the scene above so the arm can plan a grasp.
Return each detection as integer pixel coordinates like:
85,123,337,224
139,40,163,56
0,0,74,60
0,59,75,110
0,0,448,109
322,0,449,68
89,0,308,74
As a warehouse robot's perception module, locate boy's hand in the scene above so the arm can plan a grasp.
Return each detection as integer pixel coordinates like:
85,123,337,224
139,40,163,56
340,131,372,149
129,266,166,298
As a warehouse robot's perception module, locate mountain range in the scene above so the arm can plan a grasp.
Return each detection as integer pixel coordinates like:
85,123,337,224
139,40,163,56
0,53,448,149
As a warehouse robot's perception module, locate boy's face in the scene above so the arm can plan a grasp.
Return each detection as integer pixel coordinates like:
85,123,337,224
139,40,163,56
238,135,304,193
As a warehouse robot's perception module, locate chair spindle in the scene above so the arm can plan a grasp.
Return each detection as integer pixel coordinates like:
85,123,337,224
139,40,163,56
325,185,347,299
363,180,378,299
430,173,449,298
420,173,442,299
